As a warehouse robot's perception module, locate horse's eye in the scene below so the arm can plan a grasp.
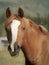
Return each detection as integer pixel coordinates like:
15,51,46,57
22,27,25,30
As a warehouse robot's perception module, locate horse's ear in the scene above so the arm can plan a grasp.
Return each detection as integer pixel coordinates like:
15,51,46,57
6,7,11,18
18,7,24,18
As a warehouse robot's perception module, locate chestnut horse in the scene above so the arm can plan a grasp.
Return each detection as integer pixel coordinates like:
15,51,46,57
5,7,49,65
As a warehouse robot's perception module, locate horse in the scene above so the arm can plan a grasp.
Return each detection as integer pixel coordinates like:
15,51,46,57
5,7,49,65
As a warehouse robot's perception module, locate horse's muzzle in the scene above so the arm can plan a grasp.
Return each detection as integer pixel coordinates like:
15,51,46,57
8,44,20,56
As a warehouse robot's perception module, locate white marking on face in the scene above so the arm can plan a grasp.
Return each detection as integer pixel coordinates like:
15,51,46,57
11,19,21,52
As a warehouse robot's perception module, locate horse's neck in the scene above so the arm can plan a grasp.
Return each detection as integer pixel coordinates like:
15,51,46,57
21,23,48,63
21,20,49,64
22,26,41,62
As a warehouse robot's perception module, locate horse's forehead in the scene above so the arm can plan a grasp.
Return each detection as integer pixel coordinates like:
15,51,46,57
11,19,21,36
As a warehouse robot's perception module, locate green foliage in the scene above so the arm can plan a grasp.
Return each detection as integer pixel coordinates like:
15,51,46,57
0,13,6,36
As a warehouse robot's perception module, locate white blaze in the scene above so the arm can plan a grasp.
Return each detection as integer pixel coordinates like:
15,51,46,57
11,19,21,52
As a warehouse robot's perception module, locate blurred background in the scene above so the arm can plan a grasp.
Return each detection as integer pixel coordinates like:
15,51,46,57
0,0,49,65
0,0,49,36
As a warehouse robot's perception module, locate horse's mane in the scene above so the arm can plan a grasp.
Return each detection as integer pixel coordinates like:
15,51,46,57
29,20,49,35
30,20,49,35
23,17,49,35
39,25,49,35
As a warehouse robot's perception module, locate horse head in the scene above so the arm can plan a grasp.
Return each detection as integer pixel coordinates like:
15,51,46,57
5,7,27,56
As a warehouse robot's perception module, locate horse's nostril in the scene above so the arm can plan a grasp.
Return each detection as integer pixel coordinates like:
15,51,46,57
17,45,20,49
14,45,20,50
8,45,11,51
14,45,18,51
